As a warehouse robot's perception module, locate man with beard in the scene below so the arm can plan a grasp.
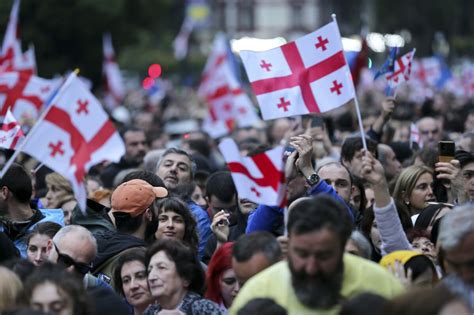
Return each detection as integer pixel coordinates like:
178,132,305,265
230,194,403,315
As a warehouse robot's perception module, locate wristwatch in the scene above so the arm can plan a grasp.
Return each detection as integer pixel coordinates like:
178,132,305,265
306,173,320,186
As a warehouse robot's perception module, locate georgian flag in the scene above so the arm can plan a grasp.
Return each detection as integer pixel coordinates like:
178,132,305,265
386,49,416,89
200,34,261,138
103,33,125,109
219,138,286,206
0,71,59,121
0,109,24,149
19,73,125,211
240,20,355,120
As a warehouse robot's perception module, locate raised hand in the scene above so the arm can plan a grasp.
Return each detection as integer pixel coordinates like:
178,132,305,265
361,150,387,186
211,210,230,244
289,134,314,177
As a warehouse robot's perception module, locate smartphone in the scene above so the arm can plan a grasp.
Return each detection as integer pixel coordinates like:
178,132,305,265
438,141,455,163
311,116,324,128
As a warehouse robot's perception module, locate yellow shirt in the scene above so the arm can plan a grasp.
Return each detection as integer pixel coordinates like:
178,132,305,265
230,253,404,315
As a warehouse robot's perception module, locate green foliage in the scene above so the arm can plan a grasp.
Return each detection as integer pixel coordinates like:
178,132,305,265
0,0,190,88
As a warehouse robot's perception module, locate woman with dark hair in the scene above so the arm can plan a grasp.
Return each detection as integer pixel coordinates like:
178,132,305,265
144,239,222,315
380,250,438,287
26,222,62,266
113,248,153,315
22,262,91,315
205,242,238,310
153,197,199,254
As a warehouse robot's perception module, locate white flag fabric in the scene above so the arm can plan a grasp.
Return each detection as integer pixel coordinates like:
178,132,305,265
0,0,22,72
386,49,415,89
412,57,442,87
0,109,24,149
240,20,355,120
0,71,59,121
199,34,261,137
20,73,125,211
103,33,125,109
218,138,286,206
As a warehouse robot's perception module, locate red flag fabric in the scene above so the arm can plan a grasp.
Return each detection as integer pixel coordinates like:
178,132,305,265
199,34,261,138
102,33,125,109
218,138,286,206
0,108,24,149
20,73,125,211
0,71,59,121
240,20,355,120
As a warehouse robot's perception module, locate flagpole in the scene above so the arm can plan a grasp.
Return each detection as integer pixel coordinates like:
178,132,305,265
0,69,79,178
331,14,367,151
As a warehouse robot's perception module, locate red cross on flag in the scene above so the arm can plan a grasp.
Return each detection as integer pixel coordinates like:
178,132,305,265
102,33,125,109
218,138,286,206
239,20,355,120
0,71,59,121
0,0,21,70
386,49,416,89
19,73,125,211
199,34,261,138
0,109,24,150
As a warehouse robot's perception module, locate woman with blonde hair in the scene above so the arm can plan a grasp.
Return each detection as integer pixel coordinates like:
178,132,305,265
0,266,23,311
44,172,77,224
392,165,451,231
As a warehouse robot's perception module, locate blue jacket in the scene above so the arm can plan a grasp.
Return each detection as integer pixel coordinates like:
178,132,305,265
187,201,212,260
0,208,64,258
246,180,354,234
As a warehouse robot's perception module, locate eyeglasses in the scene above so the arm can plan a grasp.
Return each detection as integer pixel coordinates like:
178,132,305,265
53,243,92,275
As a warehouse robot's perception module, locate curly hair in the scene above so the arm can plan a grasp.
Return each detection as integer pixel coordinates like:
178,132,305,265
146,239,205,296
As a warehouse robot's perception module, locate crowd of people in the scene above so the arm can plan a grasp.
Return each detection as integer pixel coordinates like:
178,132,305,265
0,69,473,315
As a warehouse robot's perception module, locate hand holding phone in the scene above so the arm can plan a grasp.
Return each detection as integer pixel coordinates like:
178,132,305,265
438,141,455,163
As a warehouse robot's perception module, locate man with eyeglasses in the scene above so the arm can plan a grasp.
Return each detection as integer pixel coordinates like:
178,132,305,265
49,225,101,287
438,203,474,312
49,225,130,313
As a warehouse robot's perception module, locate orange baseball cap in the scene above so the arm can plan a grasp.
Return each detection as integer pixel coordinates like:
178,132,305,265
111,179,168,217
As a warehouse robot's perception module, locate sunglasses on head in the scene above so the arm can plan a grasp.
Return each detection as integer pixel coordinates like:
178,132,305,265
53,243,92,275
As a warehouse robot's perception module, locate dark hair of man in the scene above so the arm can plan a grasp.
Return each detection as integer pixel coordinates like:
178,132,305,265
154,197,199,254
455,150,474,169
113,212,145,235
205,171,236,203
113,247,147,296
120,170,166,188
22,262,91,315
0,163,33,203
182,138,211,158
120,126,145,139
237,298,287,315
340,137,378,163
287,195,352,247
26,221,62,245
351,176,367,213
233,231,281,264
145,238,205,295
404,255,437,283
339,292,387,315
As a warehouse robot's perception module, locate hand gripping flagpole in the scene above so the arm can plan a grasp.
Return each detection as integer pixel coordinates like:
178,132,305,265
332,14,368,152
0,69,80,179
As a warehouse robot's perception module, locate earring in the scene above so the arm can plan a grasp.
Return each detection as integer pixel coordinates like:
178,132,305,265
405,201,410,206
